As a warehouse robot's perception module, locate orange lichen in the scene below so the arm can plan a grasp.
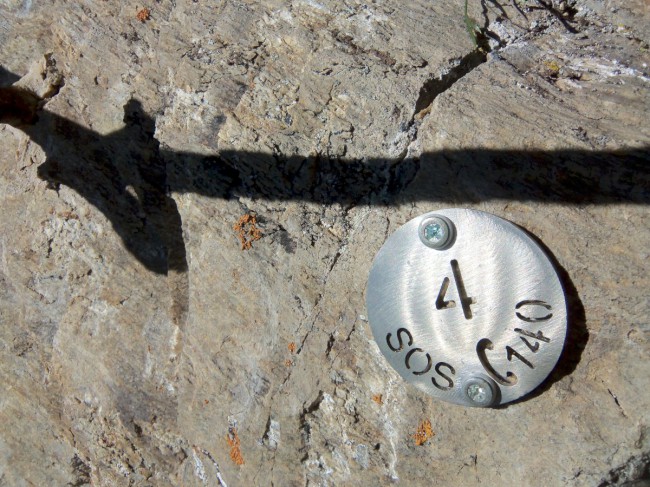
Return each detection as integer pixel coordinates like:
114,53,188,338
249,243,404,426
136,7,151,22
371,394,383,405
412,419,434,446
233,213,262,250
284,359,293,367
288,342,296,354
226,428,245,465
58,210,79,220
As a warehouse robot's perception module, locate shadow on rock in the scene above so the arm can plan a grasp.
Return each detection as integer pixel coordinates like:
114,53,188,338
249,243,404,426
0,66,20,86
1,89,648,277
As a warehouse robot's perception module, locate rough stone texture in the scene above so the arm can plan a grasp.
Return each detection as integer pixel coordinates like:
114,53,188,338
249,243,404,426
0,0,648,486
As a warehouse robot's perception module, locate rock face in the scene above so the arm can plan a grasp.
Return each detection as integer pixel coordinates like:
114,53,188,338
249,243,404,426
0,0,648,485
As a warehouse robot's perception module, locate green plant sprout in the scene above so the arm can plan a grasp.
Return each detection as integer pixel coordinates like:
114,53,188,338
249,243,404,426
464,0,481,46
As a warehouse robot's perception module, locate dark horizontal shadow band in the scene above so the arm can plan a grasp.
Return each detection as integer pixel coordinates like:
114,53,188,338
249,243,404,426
2,95,649,273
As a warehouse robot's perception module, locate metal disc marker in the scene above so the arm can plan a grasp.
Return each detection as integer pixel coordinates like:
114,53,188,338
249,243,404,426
366,209,567,407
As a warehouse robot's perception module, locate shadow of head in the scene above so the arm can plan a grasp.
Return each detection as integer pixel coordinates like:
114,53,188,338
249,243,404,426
19,95,180,275
123,99,155,135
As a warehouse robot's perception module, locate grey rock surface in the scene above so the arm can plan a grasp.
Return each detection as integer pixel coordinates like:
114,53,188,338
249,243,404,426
0,0,648,485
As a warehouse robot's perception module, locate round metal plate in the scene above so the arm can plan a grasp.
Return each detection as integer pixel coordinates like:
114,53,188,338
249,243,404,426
366,209,567,407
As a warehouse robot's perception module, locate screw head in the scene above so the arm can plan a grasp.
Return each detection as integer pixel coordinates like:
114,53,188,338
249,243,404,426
418,215,455,250
464,377,497,407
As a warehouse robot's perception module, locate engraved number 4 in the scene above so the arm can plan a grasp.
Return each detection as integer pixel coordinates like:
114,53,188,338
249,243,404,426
436,260,476,320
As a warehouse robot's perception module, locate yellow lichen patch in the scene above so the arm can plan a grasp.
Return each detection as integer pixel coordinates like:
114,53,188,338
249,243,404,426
226,428,245,465
371,394,383,405
543,59,561,77
412,419,434,446
233,213,262,250
288,342,297,354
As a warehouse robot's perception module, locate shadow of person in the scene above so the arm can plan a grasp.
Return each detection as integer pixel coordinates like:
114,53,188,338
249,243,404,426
1,86,649,278
15,98,189,275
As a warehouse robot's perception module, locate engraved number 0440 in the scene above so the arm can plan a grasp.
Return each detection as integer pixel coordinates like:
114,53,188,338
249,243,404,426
477,300,554,386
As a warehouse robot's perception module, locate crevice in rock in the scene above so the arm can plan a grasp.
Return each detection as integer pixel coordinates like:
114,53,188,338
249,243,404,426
263,415,281,452
69,453,91,487
296,305,321,355
392,44,490,179
325,332,335,358
298,390,325,462
607,388,627,417
344,322,356,342
327,250,341,274
301,390,325,419
413,49,488,116
534,0,579,33
193,446,228,487
597,453,650,487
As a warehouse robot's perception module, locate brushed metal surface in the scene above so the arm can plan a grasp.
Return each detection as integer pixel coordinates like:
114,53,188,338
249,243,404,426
366,209,567,407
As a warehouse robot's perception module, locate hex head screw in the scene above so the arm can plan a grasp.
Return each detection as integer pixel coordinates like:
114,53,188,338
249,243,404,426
419,215,456,250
